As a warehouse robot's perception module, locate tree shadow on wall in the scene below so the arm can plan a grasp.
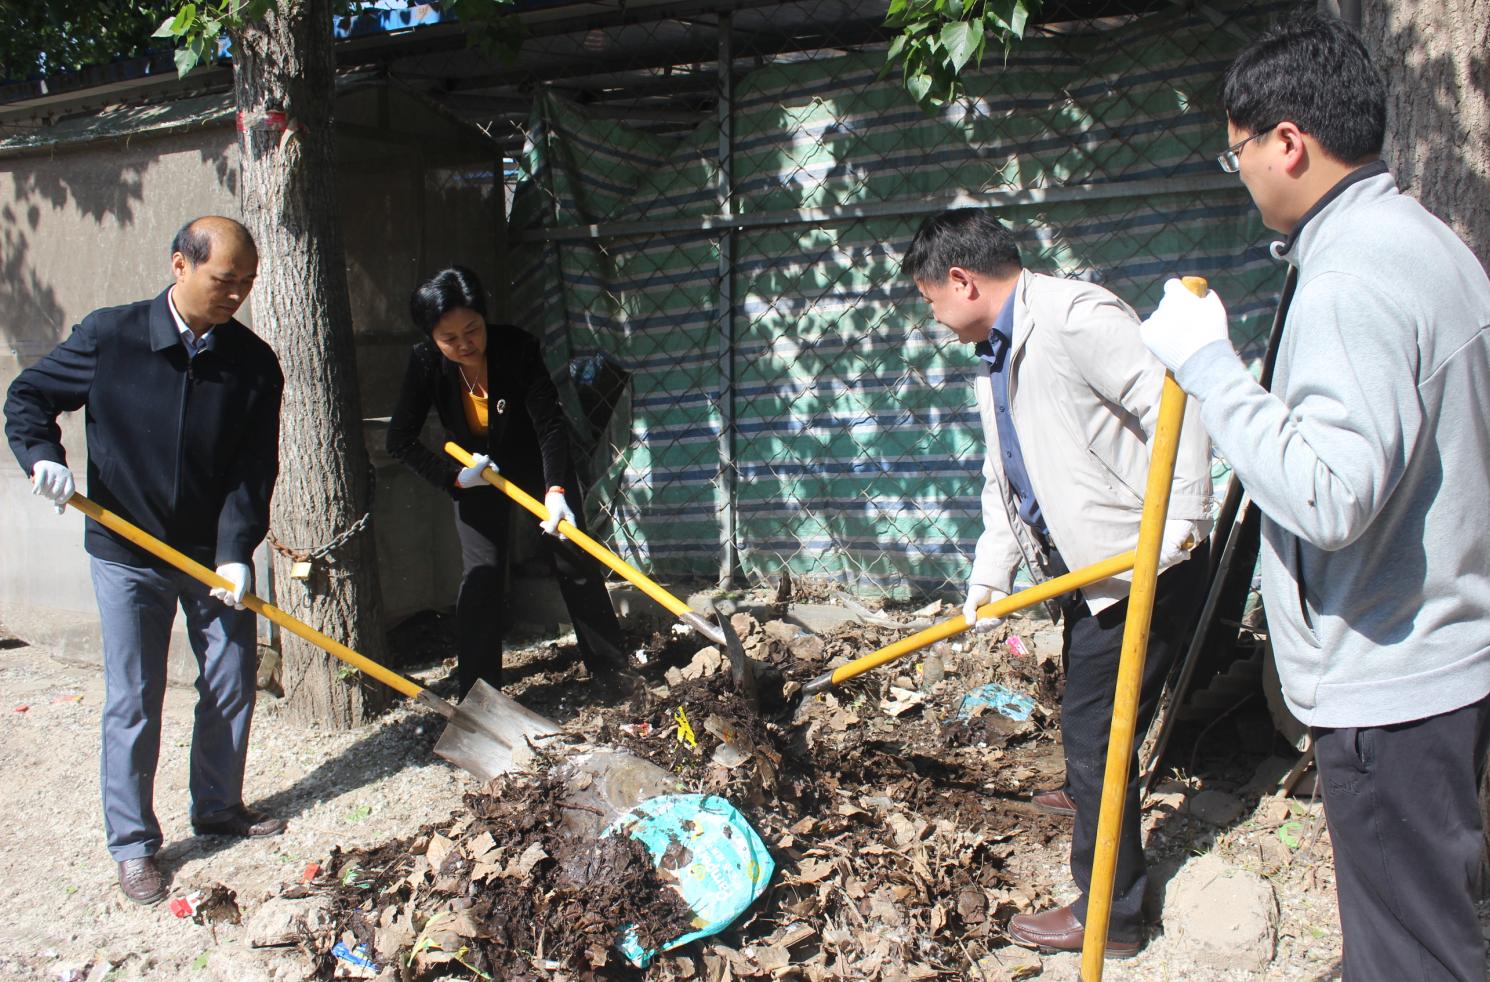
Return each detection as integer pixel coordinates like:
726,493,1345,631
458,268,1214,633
1,119,239,355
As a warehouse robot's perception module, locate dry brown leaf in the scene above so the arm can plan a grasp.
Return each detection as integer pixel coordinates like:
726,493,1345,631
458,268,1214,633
752,944,791,972
464,831,498,862
425,834,454,873
789,859,837,884
503,842,548,878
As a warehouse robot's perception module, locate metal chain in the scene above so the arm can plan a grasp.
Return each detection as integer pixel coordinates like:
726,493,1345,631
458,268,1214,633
266,463,376,563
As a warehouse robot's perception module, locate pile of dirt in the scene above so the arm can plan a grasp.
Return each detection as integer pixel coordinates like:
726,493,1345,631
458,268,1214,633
282,603,1091,980
307,771,695,980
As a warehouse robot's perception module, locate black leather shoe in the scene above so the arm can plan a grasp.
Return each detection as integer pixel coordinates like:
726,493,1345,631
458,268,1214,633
192,806,286,838
1032,787,1078,818
117,856,167,905
1007,903,1141,958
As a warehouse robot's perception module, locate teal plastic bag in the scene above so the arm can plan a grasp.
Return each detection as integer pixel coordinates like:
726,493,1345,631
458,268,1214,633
605,793,775,967
956,682,1036,722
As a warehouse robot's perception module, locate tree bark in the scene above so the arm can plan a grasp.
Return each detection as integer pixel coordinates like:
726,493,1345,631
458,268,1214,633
231,0,391,727
1361,1,1490,270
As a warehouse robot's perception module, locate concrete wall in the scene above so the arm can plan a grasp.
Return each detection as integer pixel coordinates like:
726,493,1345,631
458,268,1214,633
0,94,505,667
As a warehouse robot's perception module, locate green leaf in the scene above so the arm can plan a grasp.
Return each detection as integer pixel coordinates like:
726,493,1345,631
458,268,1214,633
345,804,372,824
938,20,980,72
176,3,199,35
190,952,210,971
885,33,908,64
173,45,201,78
1008,1,1030,38
1277,819,1304,850
906,72,935,105
152,15,179,39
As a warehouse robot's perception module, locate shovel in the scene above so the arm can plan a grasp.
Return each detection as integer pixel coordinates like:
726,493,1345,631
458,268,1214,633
442,443,757,697
800,549,1140,697
64,492,558,782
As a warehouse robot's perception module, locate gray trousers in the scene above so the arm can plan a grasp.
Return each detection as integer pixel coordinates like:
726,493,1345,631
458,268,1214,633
90,557,258,861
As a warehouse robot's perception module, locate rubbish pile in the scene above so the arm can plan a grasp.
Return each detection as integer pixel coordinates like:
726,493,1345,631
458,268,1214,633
289,602,1079,980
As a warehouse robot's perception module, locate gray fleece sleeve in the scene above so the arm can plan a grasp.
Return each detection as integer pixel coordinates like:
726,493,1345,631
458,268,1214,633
1174,273,1420,551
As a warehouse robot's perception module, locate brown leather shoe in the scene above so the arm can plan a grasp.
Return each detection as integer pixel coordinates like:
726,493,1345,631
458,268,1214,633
1032,787,1077,818
1007,903,1141,958
117,856,167,905
192,806,286,838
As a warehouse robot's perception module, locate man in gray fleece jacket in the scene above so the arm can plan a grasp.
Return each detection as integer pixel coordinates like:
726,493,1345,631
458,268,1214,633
1143,15,1490,981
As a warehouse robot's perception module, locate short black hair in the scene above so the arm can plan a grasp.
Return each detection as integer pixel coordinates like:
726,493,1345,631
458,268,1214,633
171,216,254,266
901,208,1022,284
1222,13,1385,164
410,266,488,335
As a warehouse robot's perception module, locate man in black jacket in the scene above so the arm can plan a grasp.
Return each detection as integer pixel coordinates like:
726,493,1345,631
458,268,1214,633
4,216,284,906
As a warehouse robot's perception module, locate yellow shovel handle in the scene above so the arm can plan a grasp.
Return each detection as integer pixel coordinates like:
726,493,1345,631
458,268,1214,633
66,493,436,708
1082,274,1207,978
444,442,694,621
808,549,1138,692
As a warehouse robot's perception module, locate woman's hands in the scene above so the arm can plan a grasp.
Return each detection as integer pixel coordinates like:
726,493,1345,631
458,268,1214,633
455,453,495,489
541,487,574,540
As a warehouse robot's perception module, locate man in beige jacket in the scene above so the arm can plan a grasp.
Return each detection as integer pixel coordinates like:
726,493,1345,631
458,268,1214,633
903,208,1212,955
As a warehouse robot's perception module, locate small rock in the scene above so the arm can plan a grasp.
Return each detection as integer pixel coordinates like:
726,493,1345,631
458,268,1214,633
1240,755,1296,796
973,947,1042,981
921,653,945,688
247,895,335,948
1163,853,1278,972
1256,833,1292,873
1189,789,1245,826
788,635,824,661
1147,790,1187,815
730,613,761,639
680,646,723,680
762,620,799,643
1256,796,1292,828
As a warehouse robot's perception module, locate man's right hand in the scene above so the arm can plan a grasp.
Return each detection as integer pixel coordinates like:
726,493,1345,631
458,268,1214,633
1140,277,1230,374
963,584,1009,633
455,453,495,489
31,461,75,514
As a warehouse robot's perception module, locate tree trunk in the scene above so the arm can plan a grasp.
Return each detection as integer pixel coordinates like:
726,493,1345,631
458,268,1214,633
1361,1,1490,270
1358,0,1490,894
231,1,391,727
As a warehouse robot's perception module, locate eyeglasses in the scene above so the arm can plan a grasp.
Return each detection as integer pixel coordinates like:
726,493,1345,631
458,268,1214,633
1217,125,1276,173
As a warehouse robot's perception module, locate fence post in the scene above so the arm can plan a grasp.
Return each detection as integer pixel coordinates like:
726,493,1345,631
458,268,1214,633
716,10,740,588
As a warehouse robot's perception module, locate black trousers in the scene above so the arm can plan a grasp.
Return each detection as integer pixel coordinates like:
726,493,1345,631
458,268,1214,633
1054,545,1207,941
1313,692,1490,982
452,485,626,696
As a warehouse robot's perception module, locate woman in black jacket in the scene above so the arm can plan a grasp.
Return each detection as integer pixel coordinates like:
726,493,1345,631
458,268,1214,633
386,266,626,696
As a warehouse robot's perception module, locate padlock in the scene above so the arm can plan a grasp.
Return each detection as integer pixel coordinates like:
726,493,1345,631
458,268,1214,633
289,560,313,580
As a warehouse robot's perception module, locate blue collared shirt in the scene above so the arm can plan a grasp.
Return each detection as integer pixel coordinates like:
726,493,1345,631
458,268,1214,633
975,292,1047,534
167,289,215,359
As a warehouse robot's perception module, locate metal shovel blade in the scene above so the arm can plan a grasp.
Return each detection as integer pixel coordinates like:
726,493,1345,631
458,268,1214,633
434,680,564,783
711,600,759,707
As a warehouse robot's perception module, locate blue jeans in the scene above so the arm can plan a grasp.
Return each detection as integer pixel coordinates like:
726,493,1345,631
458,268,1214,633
90,557,258,861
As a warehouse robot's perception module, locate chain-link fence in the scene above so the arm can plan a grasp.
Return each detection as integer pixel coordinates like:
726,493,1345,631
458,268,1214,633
500,0,1302,600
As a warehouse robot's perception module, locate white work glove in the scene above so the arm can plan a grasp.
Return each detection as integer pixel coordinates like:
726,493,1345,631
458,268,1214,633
540,489,574,540
963,584,1009,634
31,460,75,514
1139,278,1231,375
455,453,495,489
211,562,251,609
1158,519,1199,571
